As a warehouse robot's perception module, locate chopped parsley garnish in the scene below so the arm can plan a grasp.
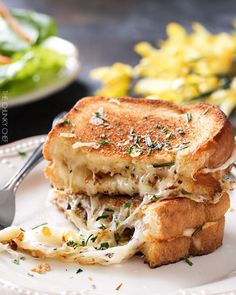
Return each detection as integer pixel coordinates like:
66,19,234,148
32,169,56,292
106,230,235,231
115,219,120,228
96,215,109,221
186,113,192,122
27,273,34,277
85,234,97,245
100,242,109,249
124,201,131,209
152,142,165,151
80,240,86,247
97,140,112,145
128,128,176,156
182,141,190,145
90,108,108,126
12,256,25,265
116,283,123,291
166,132,175,139
32,222,48,230
104,208,114,213
91,236,97,242
105,253,114,258
98,224,106,230
161,126,169,133
95,111,105,121
179,145,188,150
181,189,191,195
149,195,158,202
13,259,20,265
147,148,152,156
192,226,202,236
145,134,164,154
184,257,193,266
127,145,134,154
17,150,27,157
66,239,80,249
177,128,185,135
114,232,121,245
127,145,143,157
60,119,72,126
145,135,153,147
152,162,174,168
127,129,145,156
129,128,135,138
76,268,83,274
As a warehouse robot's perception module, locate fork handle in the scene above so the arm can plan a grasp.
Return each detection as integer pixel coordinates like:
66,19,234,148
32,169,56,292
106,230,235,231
4,142,44,190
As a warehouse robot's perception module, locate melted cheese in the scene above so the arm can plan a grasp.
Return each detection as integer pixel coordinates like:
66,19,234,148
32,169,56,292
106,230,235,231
182,228,195,237
72,141,100,149
59,133,76,138
203,142,236,173
193,238,201,250
0,195,150,265
0,189,228,265
53,138,235,199
1,141,234,265
64,163,178,198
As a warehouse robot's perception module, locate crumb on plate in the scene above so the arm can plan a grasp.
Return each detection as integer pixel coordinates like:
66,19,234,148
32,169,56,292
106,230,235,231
31,263,51,274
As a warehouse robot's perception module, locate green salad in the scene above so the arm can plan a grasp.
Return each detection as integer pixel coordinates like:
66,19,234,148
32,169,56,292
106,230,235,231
0,5,67,98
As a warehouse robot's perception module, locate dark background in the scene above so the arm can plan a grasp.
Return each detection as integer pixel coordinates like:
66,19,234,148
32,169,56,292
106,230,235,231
3,0,236,144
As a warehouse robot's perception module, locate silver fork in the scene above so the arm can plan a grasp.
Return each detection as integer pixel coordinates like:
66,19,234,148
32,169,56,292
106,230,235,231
0,112,66,230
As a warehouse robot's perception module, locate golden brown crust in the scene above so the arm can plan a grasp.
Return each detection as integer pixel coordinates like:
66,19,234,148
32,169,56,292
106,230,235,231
190,218,225,255
44,96,187,162
143,236,191,268
144,193,229,240
43,96,234,198
205,194,230,220
43,96,234,164
142,217,224,268
183,102,234,169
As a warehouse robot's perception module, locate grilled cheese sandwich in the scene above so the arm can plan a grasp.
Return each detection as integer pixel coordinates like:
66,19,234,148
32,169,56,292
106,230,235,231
0,96,234,267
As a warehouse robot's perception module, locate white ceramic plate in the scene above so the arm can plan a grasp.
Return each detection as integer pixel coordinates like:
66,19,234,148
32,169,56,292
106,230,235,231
0,136,236,295
5,36,80,108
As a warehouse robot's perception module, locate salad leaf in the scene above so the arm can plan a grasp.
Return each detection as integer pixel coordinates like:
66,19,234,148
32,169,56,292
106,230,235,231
11,9,57,44
0,46,66,97
0,9,57,56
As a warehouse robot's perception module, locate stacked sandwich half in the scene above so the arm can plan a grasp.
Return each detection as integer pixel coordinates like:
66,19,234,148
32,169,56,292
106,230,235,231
42,96,235,267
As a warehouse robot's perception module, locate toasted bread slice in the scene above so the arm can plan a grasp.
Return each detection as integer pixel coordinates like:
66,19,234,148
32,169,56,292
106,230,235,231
43,97,234,199
142,217,224,268
143,192,229,240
